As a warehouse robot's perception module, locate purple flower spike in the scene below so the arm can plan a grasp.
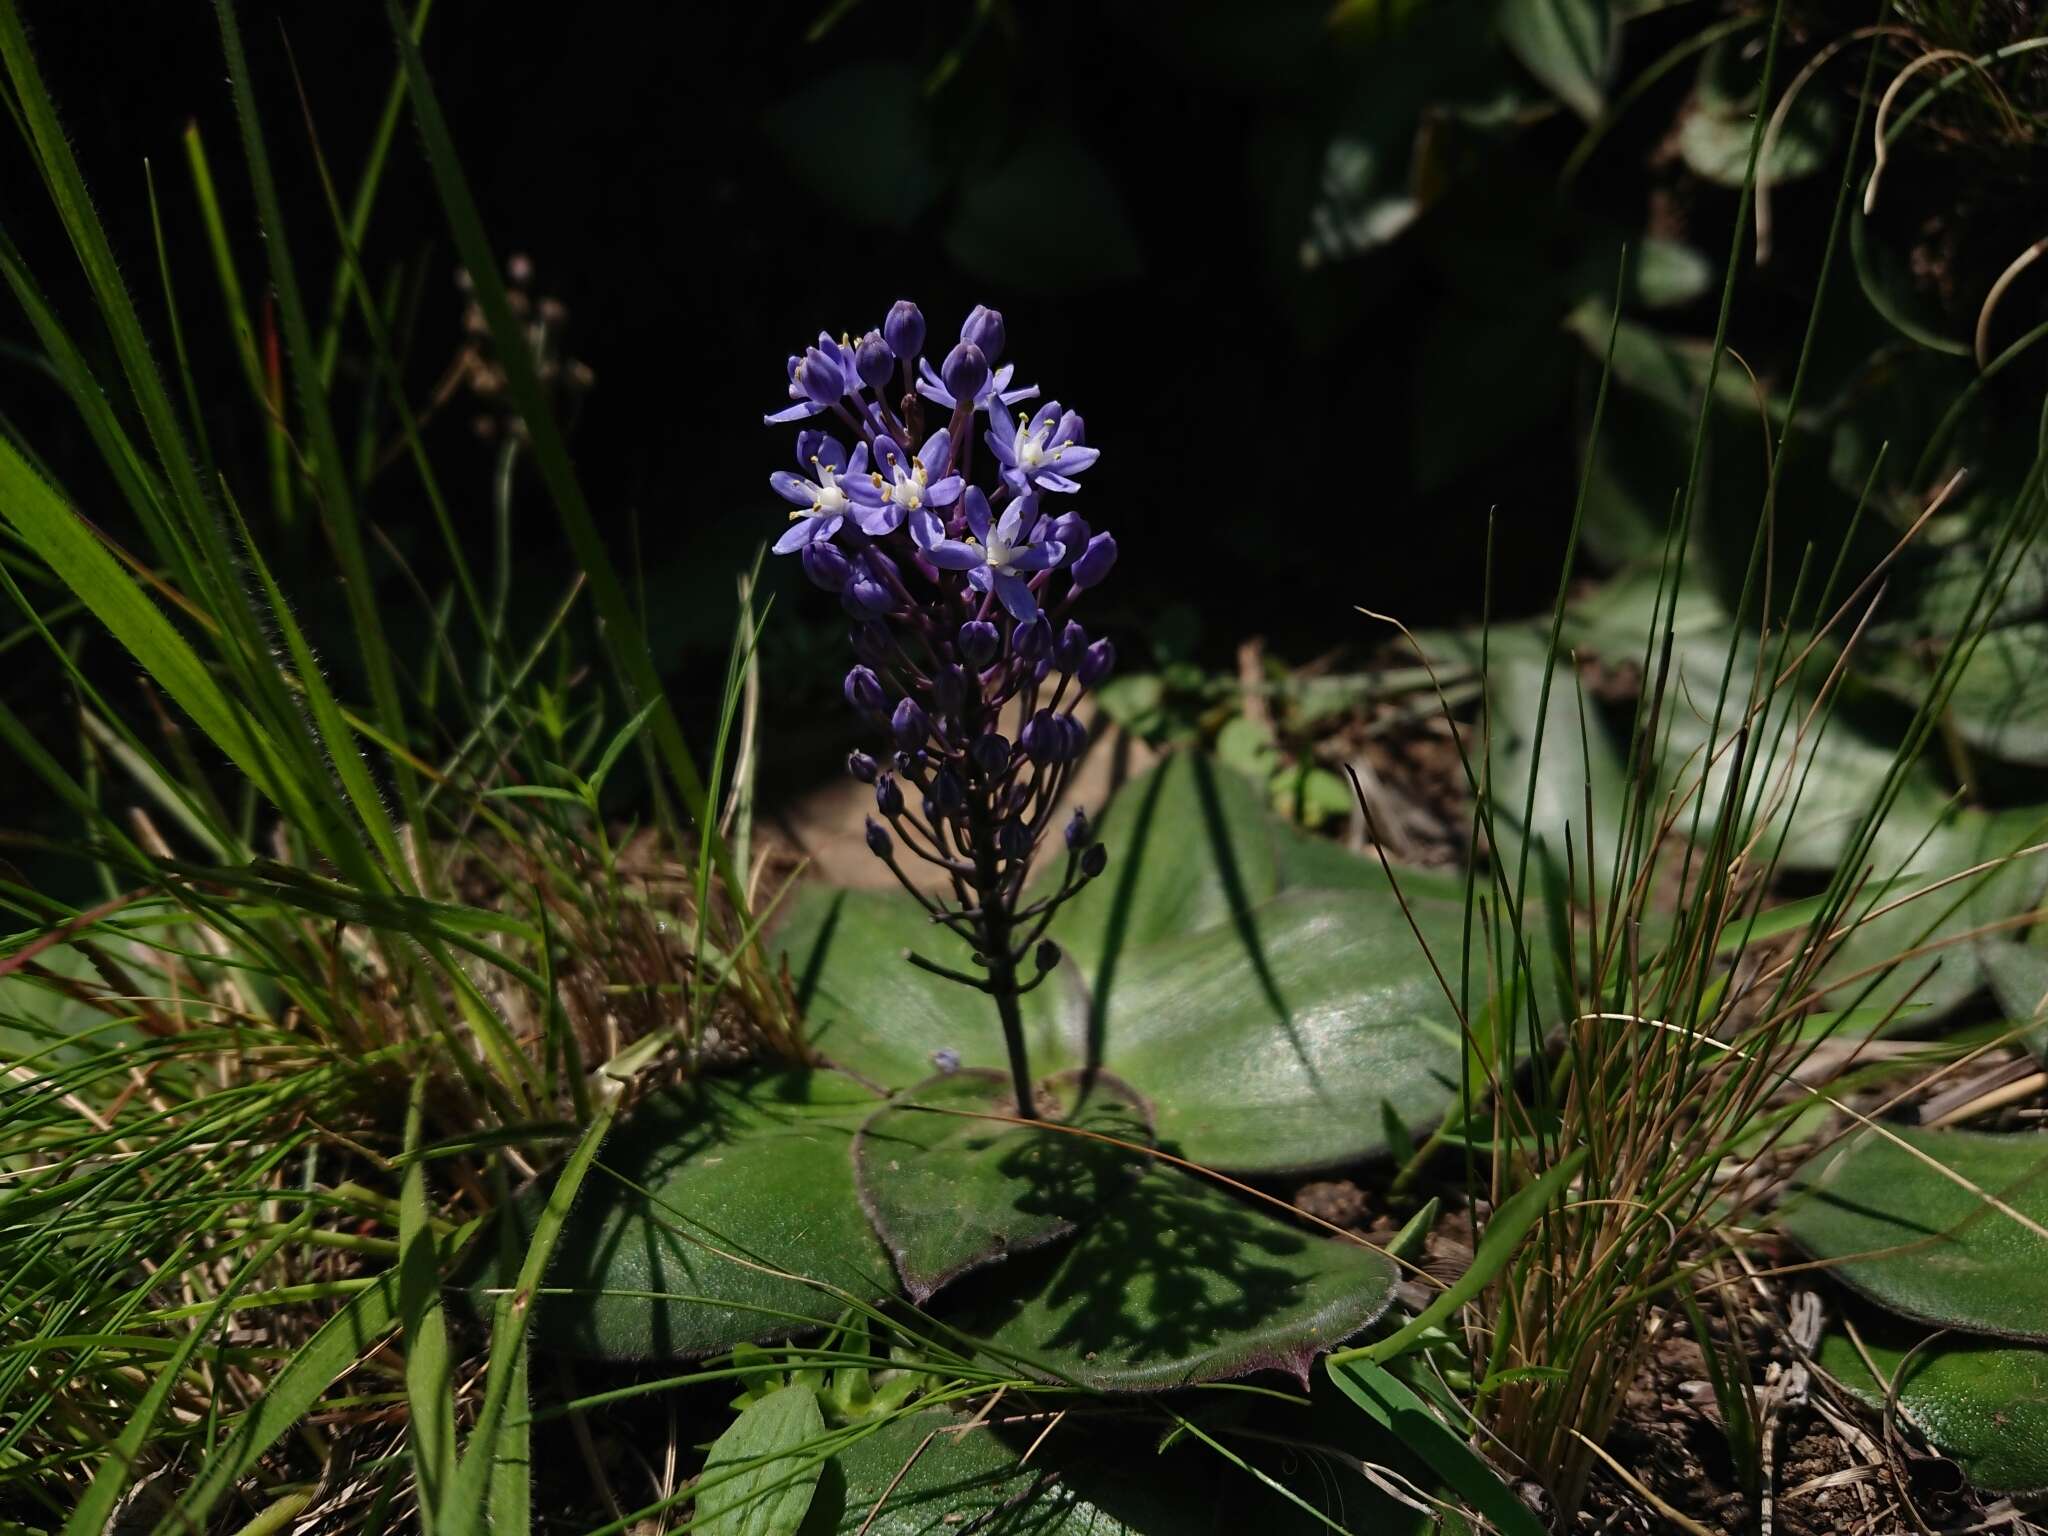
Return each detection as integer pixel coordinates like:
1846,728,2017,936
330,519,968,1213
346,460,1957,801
960,304,1006,363
764,303,1117,1123
940,342,989,407
884,300,924,360
1071,531,1118,590
844,665,886,714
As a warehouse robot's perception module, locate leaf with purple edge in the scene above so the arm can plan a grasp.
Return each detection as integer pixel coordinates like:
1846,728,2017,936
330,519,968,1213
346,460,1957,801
854,1069,1154,1304
954,1161,1398,1391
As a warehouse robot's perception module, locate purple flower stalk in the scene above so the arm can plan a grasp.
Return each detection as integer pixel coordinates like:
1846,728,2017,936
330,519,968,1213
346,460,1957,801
762,302,1115,1117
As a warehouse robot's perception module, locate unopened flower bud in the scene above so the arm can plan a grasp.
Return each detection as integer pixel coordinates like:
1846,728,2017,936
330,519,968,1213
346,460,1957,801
1047,510,1090,553
843,556,894,617
1071,532,1117,590
927,768,964,813
1078,638,1116,687
1057,620,1088,673
998,818,1031,859
1020,710,1058,764
932,663,968,714
1081,842,1108,877
1034,939,1061,972
941,340,988,404
969,732,1011,776
797,344,844,406
855,330,894,394
844,665,886,714
960,304,1006,364
875,773,905,818
890,697,930,751
846,750,879,784
864,816,892,858
893,749,923,775
801,539,850,592
1058,713,1089,760
884,299,924,360
1065,806,1090,850
1013,614,1053,660
957,620,1000,667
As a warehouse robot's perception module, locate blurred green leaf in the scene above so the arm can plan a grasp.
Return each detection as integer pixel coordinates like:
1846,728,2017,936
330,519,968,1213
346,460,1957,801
765,62,940,230
1497,0,1611,121
945,133,1140,293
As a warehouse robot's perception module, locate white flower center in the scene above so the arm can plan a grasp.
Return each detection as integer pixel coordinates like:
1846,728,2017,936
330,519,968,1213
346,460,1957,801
1014,417,1052,471
983,530,1018,572
809,457,848,516
876,454,929,510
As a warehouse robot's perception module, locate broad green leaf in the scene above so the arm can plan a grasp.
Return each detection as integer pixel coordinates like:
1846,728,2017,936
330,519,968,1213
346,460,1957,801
1815,799,2048,1028
1819,1327,2048,1495
698,1385,827,1536
1980,938,2048,1062
854,1070,1153,1303
1678,88,1834,187
961,1163,1397,1390
494,1070,893,1359
778,756,1473,1172
1497,0,1611,121
1872,623,2048,767
1779,1127,2048,1340
1327,1359,1545,1536
802,1407,1408,1535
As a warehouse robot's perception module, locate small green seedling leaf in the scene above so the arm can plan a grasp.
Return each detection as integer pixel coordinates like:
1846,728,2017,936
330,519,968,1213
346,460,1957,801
695,1384,827,1536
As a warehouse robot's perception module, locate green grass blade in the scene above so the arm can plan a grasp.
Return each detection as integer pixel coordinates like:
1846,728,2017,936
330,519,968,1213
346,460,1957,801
59,1217,315,1536
211,0,424,852
1331,1146,1588,1368
401,1075,457,1533
380,1,738,902
145,1270,402,1536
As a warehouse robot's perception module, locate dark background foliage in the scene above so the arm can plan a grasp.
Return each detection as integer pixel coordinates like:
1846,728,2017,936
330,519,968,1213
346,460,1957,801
12,0,2044,812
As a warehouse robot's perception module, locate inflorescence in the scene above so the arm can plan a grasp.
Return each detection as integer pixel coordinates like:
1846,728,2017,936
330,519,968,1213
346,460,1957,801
764,301,1116,1116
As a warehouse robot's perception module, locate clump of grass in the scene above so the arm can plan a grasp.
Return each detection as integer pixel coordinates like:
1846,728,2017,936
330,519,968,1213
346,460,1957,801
0,0,803,1525
1338,9,2048,1518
